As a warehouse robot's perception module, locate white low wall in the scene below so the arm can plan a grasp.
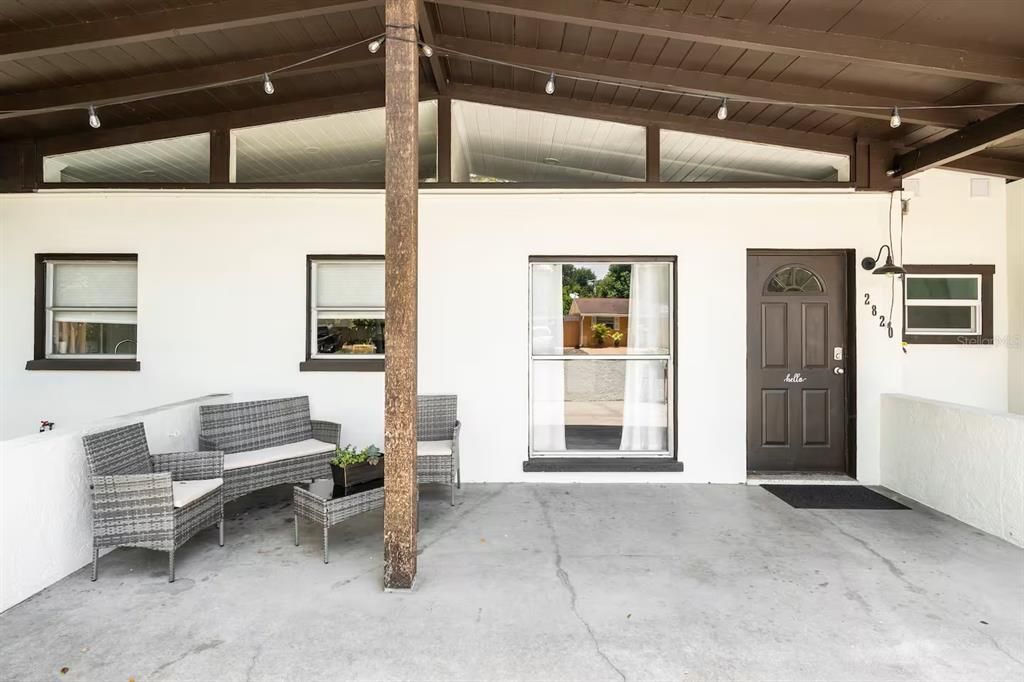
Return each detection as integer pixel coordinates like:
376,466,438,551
880,393,1024,547
0,394,229,612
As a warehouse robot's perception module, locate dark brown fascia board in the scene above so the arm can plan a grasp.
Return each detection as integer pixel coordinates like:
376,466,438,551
448,83,854,156
35,89,437,156
437,35,973,129
895,105,1024,177
0,0,383,63
434,0,1024,86
0,49,382,121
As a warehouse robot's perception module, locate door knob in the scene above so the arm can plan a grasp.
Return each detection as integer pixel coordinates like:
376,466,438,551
833,367,845,375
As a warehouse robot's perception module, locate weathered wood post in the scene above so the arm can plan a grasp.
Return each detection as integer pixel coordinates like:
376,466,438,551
383,0,419,589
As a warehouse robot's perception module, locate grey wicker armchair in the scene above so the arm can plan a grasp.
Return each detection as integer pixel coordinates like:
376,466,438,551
82,422,225,583
416,394,461,505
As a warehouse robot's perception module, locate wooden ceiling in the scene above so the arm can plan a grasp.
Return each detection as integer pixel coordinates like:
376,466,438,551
1,0,1023,179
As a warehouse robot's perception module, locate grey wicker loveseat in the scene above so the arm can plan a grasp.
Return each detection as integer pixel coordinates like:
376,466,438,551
82,422,224,583
199,396,339,501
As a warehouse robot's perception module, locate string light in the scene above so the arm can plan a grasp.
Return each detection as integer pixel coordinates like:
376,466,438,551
716,98,728,120
262,73,275,95
422,44,434,58
545,73,556,95
368,38,383,54
889,106,902,128
87,105,101,129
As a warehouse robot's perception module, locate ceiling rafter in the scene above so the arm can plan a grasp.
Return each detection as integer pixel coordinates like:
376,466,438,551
0,0,383,63
437,35,975,129
895,105,1024,176
418,0,449,94
0,49,382,121
432,0,1024,86
446,83,854,156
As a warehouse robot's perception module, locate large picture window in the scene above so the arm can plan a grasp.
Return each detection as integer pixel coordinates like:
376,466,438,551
529,258,675,458
903,265,993,344
302,257,385,371
27,254,139,371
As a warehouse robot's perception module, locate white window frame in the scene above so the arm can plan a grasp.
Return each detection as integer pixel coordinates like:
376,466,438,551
310,259,385,360
528,259,675,459
45,259,138,359
904,273,982,336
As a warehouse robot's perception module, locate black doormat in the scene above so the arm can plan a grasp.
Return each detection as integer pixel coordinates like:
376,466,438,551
761,484,910,510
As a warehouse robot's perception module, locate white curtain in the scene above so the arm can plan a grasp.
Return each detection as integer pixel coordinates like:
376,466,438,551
620,263,670,451
531,264,566,451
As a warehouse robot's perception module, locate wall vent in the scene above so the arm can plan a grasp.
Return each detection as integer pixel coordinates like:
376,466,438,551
970,177,990,198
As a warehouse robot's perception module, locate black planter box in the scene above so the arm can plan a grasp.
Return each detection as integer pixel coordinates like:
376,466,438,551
331,460,384,487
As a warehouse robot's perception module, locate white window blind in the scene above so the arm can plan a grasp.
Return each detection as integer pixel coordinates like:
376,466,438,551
52,262,138,308
315,261,385,309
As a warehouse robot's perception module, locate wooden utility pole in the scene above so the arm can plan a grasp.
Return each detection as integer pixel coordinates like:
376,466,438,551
383,0,419,590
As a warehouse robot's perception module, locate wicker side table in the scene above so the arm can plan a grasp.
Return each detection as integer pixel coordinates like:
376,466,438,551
293,479,384,563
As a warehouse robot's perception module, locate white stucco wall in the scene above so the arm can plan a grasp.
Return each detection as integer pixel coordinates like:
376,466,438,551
880,393,1024,547
0,170,1010,485
1008,179,1024,415
0,394,228,612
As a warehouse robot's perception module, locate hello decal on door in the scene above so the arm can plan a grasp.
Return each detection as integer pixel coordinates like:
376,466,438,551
784,373,807,383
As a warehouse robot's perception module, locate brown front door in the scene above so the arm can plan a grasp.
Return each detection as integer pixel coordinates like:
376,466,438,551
747,250,849,473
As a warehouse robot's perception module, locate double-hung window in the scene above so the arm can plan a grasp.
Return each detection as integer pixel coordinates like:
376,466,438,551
27,254,139,370
302,257,385,370
903,265,993,344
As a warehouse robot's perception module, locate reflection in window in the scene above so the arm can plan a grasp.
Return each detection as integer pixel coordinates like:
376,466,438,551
766,266,824,293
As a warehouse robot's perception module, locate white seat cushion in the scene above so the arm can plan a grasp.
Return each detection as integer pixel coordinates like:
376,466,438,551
172,478,223,508
223,438,335,471
417,440,453,457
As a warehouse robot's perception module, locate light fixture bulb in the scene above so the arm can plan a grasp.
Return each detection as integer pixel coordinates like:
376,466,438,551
544,73,556,95
263,73,275,95
422,44,434,58
889,106,901,128
368,39,382,54
87,105,101,129
716,98,728,121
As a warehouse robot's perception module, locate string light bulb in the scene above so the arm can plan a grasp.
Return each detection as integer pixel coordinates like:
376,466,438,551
422,44,434,58
87,105,101,129
889,106,901,128
368,38,382,54
716,98,728,120
262,73,275,95
545,73,556,95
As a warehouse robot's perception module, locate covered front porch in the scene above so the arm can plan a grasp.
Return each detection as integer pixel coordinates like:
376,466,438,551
1,483,1020,681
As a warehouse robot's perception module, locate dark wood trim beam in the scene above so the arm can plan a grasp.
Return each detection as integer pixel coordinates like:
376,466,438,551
418,0,449,95
945,154,1024,180
853,139,900,192
435,0,1024,86
36,89,438,156
894,105,1024,177
447,83,854,156
645,126,660,183
209,129,231,183
0,48,381,121
0,141,39,192
436,96,452,182
437,36,971,128
0,0,383,63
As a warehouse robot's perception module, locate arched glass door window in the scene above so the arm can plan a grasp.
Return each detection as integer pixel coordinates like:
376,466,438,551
765,265,825,294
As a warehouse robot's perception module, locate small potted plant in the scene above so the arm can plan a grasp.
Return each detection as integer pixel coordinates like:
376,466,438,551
610,331,624,348
591,322,611,347
330,444,384,487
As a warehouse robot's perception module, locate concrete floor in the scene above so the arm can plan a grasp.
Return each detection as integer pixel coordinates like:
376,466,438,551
1,484,1022,681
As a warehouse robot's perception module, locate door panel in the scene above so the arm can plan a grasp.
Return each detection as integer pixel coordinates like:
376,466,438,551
747,251,848,472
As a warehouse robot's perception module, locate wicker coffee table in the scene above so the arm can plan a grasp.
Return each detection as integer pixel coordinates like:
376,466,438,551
293,478,384,563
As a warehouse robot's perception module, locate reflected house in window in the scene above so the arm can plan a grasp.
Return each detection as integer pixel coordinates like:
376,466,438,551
565,298,630,350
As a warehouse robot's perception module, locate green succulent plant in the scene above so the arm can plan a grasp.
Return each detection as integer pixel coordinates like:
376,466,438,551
331,444,382,467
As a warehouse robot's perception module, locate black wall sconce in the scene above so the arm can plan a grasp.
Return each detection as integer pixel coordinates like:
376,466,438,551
861,244,906,277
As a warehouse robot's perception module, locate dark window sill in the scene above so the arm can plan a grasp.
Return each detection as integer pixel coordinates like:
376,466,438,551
299,358,384,372
903,334,994,345
522,458,684,473
25,358,140,371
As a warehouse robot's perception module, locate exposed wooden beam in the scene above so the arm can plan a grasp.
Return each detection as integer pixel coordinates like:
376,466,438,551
418,0,449,95
435,0,1024,86
945,154,1024,180
894,105,1024,176
446,83,854,156
645,126,659,183
0,48,381,121
436,96,452,182
437,35,972,129
0,0,382,63
383,0,419,591
36,88,443,156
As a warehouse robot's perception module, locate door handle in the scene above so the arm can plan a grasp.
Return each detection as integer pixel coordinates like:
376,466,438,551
833,367,845,375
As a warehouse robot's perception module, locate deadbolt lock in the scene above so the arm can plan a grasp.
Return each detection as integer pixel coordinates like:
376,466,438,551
833,347,844,361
